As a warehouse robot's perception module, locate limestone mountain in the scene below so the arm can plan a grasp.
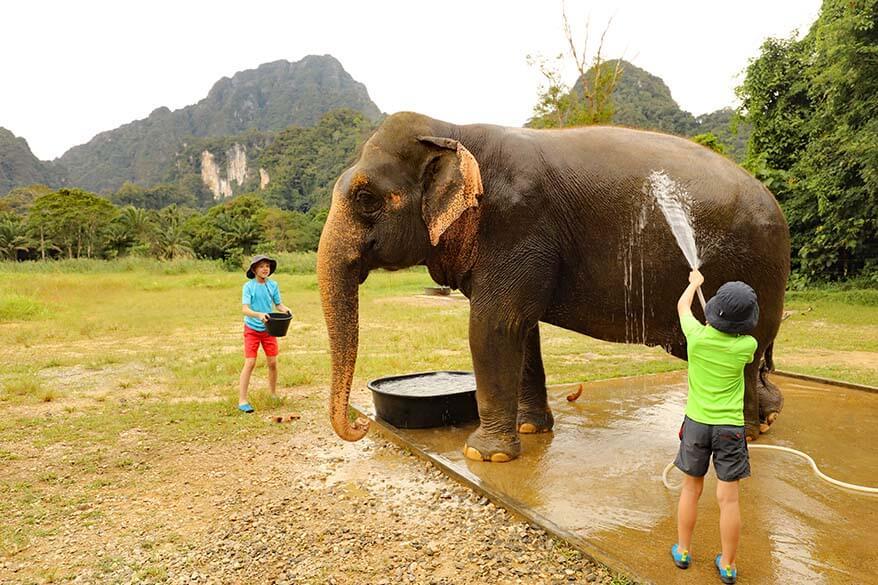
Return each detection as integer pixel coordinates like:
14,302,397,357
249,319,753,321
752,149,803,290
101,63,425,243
0,128,66,194
56,55,382,193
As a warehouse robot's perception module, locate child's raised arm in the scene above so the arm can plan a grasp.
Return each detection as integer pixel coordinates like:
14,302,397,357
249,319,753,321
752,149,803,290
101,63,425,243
677,269,705,318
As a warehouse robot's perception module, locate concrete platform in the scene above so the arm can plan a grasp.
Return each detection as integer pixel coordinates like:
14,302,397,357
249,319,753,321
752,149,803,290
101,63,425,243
356,372,878,584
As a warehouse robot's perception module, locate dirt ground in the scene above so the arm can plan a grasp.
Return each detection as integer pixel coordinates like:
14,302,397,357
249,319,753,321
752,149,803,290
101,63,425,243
0,384,622,585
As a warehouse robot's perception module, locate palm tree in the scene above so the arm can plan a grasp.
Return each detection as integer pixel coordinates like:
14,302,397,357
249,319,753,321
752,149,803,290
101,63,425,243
119,206,153,242
0,215,30,260
152,205,193,260
217,214,261,255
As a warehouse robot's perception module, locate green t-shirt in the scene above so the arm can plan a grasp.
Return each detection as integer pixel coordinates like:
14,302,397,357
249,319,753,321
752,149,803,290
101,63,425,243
680,312,757,426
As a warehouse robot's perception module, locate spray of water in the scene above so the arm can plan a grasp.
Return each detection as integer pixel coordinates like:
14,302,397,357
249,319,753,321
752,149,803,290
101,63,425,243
647,170,706,308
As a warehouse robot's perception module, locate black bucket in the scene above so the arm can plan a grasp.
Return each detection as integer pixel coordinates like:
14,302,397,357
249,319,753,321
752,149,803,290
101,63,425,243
368,371,478,429
265,312,292,337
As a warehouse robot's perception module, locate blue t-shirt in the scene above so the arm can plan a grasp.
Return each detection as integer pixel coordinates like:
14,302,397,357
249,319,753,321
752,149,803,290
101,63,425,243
242,279,281,331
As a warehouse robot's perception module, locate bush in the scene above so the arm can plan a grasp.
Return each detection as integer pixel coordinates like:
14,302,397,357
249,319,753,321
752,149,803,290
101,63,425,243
0,294,47,321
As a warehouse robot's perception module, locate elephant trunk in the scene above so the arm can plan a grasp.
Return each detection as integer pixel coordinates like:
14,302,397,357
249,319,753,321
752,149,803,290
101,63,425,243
317,204,370,441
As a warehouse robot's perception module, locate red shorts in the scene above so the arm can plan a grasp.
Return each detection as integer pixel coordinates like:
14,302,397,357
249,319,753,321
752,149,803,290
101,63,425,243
243,325,279,358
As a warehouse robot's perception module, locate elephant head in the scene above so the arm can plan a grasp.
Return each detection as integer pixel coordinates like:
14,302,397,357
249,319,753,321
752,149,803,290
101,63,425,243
317,113,483,441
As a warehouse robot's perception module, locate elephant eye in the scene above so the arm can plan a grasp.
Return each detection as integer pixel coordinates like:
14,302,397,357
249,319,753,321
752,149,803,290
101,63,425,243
356,190,383,215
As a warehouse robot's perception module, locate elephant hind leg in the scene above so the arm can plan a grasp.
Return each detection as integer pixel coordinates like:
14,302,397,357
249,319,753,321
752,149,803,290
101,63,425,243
517,325,554,434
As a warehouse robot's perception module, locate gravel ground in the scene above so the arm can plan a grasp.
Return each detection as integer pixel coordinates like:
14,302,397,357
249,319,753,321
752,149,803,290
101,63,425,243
2,396,628,585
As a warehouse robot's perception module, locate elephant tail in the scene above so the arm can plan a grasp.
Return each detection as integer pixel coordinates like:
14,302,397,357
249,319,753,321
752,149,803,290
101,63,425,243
761,342,775,374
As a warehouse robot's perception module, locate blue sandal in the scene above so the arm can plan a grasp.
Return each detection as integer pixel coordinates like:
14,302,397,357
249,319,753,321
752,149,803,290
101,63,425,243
671,544,690,569
238,403,254,413
715,554,736,584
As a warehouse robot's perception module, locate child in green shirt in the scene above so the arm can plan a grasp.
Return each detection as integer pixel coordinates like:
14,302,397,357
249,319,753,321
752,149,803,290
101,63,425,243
670,269,759,585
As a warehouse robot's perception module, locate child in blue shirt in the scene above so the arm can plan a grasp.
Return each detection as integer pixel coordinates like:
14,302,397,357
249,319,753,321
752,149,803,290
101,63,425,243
238,255,291,413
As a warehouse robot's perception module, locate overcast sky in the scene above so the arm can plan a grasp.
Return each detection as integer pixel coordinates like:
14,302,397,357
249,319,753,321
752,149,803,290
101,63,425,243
2,0,820,161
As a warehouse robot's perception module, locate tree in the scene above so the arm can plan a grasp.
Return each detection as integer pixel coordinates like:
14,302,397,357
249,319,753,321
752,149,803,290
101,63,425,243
259,207,323,252
27,189,117,259
260,109,375,211
737,0,878,280
151,205,193,260
691,132,728,155
0,184,52,215
0,212,29,260
112,181,150,208
526,3,623,128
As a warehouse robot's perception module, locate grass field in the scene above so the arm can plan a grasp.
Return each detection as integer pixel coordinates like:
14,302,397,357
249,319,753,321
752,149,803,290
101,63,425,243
0,258,876,580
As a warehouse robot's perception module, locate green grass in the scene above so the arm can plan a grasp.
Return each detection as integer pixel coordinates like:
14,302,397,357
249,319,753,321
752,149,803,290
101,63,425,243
0,293,48,321
0,260,875,575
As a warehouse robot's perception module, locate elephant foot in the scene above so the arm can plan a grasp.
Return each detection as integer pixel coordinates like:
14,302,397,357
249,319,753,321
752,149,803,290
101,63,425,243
759,411,779,434
463,427,520,462
516,407,554,434
745,422,760,442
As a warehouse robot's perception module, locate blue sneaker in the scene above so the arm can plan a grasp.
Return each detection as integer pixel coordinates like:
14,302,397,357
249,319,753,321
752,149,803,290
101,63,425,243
671,544,690,569
715,554,736,584
238,403,254,413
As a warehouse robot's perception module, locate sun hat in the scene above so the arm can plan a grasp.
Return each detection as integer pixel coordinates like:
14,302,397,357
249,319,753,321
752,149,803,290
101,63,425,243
704,281,759,334
246,254,277,279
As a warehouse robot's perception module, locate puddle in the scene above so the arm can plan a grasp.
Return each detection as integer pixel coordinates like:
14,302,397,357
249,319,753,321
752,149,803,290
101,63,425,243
361,372,878,584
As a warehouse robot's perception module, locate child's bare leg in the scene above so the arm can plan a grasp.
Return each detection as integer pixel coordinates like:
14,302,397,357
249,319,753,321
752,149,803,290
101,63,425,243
266,355,278,396
716,479,740,567
239,358,257,404
677,473,704,550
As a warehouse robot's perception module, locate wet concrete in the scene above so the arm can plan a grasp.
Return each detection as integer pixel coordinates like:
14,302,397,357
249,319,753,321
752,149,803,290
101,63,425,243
358,372,878,584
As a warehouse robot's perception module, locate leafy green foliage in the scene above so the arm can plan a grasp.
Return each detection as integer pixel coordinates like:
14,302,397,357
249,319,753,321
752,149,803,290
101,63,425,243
738,0,878,281
0,213,29,260
527,55,621,128
0,184,53,214
259,109,377,211
152,206,194,260
691,132,728,155
27,189,117,259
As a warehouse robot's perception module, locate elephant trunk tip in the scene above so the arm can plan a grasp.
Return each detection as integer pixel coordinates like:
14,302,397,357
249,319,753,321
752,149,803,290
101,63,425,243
332,411,370,442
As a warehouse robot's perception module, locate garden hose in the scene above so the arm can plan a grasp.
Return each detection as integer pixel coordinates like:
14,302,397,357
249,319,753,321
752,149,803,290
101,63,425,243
662,445,878,494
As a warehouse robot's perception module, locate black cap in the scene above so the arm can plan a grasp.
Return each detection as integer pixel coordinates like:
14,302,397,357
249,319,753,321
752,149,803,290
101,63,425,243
704,281,759,334
246,255,277,279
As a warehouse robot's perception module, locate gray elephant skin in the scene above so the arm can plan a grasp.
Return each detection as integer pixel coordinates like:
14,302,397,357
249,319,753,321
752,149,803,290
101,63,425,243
317,112,789,462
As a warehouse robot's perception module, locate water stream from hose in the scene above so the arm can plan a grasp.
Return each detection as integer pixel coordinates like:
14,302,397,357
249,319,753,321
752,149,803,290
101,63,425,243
648,170,706,308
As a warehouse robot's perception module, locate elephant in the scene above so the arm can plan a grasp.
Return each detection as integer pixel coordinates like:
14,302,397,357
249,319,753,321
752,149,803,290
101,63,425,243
317,111,790,462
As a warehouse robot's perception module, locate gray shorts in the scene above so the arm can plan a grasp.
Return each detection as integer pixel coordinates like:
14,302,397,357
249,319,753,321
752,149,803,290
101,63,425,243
674,416,750,481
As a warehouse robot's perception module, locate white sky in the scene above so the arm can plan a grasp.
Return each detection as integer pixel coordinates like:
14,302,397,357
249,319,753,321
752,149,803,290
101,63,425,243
2,0,820,161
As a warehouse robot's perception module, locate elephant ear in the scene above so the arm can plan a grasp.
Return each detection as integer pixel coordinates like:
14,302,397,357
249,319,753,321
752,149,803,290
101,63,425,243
417,136,484,246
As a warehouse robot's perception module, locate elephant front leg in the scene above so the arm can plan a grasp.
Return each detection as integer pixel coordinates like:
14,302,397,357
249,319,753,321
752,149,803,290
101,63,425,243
517,325,554,434
463,314,525,462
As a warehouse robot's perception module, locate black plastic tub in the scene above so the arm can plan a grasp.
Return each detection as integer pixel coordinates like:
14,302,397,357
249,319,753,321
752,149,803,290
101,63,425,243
368,371,478,429
265,312,292,337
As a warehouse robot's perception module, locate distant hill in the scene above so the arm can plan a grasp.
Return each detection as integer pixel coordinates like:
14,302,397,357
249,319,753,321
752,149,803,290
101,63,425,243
0,128,66,194
574,60,749,160
56,55,382,194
